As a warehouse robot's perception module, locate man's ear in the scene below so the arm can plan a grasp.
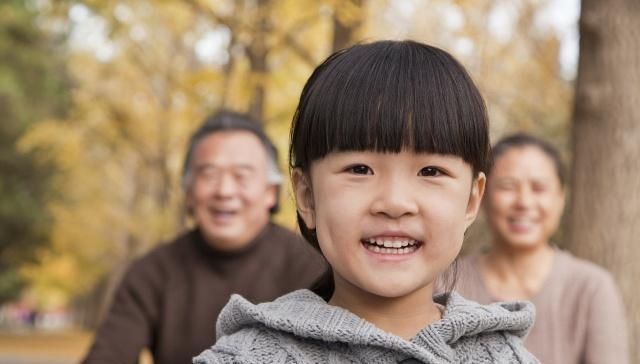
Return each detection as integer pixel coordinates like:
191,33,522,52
292,168,316,229
465,172,486,229
185,184,195,215
264,184,278,211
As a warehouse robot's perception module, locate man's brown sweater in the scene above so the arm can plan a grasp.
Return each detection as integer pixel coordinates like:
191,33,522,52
82,223,326,364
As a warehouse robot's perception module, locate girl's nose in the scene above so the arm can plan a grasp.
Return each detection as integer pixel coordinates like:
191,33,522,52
369,177,419,218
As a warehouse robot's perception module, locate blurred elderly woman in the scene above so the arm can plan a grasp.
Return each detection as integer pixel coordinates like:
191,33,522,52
455,133,629,364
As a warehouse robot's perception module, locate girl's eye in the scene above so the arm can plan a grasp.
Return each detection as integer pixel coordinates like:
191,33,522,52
347,165,373,175
418,167,442,177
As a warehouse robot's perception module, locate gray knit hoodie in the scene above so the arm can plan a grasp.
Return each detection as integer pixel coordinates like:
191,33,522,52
194,289,538,364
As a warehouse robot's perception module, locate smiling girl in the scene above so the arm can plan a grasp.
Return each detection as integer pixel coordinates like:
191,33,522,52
194,40,538,364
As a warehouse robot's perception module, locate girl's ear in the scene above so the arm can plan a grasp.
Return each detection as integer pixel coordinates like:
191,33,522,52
292,168,316,229
465,172,486,229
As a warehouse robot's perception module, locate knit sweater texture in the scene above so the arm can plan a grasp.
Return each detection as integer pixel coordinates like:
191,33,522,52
194,289,539,363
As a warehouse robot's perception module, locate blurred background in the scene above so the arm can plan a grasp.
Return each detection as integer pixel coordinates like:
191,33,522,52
2,0,638,363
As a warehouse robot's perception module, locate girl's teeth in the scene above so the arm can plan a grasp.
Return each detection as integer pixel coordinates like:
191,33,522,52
364,243,418,255
364,238,419,255
366,238,417,246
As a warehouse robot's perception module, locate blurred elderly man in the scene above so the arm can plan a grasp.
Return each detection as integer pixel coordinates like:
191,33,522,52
82,110,326,364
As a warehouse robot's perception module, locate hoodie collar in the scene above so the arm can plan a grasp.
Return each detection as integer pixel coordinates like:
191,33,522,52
217,289,534,363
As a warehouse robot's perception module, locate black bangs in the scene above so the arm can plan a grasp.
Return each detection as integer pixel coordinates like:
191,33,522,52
290,40,490,175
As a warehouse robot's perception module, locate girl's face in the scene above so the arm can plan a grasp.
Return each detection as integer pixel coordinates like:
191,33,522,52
294,151,484,299
485,146,565,250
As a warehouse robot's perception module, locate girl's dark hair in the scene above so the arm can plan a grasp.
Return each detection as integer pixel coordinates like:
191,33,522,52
288,40,490,300
491,133,565,187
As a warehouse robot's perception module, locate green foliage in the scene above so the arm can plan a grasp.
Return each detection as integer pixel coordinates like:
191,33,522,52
0,0,68,303
0,266,24,303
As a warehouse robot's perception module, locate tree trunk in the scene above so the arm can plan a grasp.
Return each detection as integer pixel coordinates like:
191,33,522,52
246,0,270,122
568,0,640,361
331,0,364,52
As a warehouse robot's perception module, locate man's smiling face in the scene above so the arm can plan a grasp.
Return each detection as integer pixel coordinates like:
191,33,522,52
187,131,277,251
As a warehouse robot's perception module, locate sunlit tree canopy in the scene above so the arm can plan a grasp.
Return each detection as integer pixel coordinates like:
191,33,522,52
9,0,574,316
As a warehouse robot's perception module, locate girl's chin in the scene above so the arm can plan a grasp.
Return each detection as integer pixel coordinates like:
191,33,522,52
356,279,432,299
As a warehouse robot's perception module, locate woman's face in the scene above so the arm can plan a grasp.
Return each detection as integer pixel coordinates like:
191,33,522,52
293,151,484,300
485,146,565,251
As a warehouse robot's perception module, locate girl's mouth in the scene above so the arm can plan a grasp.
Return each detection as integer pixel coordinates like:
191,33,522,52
361,237,422,255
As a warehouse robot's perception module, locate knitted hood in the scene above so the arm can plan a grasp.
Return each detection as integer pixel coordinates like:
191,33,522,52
211,289,536,363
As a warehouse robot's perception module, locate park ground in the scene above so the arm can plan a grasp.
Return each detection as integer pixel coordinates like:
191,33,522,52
0,330,91,364
0,330,154,363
